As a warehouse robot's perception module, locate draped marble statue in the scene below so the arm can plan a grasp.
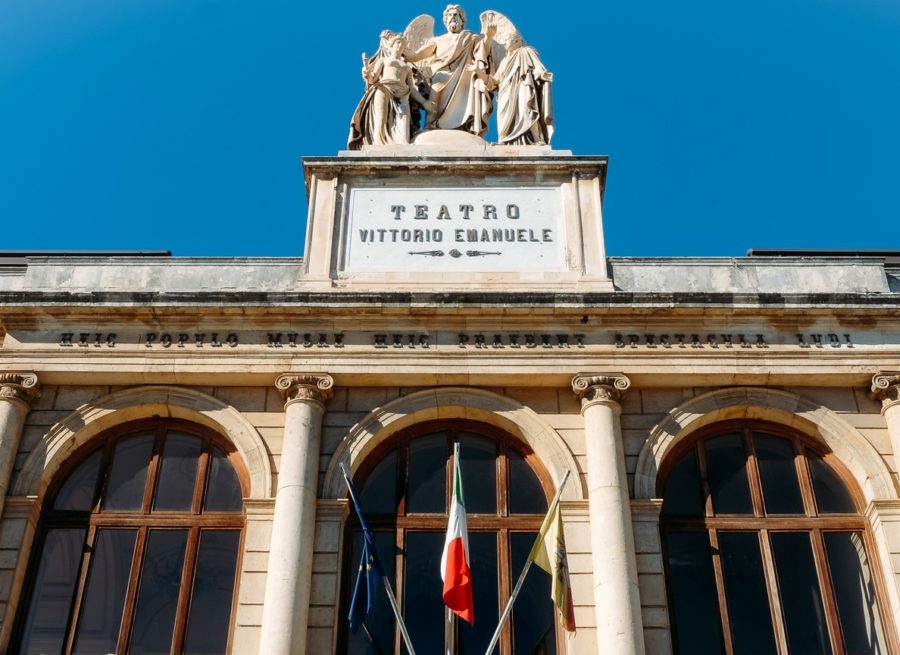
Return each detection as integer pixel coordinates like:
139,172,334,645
347,5,554,149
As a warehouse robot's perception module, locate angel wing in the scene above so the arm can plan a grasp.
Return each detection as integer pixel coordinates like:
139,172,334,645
479,10,521,70
403,14,435,57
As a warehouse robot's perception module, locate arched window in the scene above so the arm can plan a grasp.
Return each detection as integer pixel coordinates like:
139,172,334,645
660,420,896,654
339,421,559,655
12,418,247,655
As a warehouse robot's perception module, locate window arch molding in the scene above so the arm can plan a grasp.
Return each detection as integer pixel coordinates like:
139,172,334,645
634,387,895,504
321,386,584,501
13,385,272,501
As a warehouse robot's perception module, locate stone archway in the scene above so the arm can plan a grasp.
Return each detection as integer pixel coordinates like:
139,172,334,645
321,386,584,500
12,385,272,500
634,386,896,503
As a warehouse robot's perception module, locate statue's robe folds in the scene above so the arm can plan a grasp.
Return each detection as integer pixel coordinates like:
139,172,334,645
427,31,492,136
347,78,412,150
495,46,554,146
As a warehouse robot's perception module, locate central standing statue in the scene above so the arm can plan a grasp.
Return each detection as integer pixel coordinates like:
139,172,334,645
347,5,554,149
408,5,495,136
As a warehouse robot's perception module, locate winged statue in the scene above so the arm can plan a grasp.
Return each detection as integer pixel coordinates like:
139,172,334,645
347,5,554,149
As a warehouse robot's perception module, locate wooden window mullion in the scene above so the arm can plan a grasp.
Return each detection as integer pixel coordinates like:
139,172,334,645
116,525,149,654
743,428,766,517
191,438,212,514
171,525,202,654
498,528,511,655
141,425,166,514
809,528,845,654
394,527,407,655
758,529,789,655
696,443,714,518
708,528,736,655
61,524,98,655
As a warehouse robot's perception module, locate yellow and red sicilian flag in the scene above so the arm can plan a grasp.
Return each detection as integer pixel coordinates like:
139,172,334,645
529,501,576,632
441,442,474,624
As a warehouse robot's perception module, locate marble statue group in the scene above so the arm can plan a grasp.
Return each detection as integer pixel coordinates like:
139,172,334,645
348,5,554,149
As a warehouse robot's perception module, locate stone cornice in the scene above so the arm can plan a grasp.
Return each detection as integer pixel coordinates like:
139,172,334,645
275,373,334,409
871,371,900,411
571,373,630,411
0,372,40,406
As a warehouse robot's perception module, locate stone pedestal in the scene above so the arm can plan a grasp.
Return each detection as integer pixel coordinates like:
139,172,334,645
572,373,645,655
0,374,39,520
259,374,333,655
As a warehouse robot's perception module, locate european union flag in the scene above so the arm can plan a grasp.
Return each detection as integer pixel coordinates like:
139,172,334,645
342,464,384,634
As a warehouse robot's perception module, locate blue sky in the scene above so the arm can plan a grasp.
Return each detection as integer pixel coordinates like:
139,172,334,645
1,0,898,257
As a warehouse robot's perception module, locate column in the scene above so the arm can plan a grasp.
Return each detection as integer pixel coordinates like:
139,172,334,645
572,373,645,655
872,372,900,461
259,374,333,655
0,373,40,520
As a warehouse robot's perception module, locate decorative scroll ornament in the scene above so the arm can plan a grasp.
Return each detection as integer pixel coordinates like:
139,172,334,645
571,374,631,406
871,372,900,407
275,374,334,407
0,372,40,405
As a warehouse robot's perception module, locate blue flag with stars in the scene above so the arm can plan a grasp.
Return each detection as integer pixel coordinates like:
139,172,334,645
342,464,384,634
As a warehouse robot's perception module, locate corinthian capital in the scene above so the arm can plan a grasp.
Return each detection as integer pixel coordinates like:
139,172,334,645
0,372,40,406
871,372,900,409
276,373,334,408
571,373,631,409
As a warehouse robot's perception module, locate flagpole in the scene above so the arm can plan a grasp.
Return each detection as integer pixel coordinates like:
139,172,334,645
483,469,571,655
382,577,417,655
341,463,418,655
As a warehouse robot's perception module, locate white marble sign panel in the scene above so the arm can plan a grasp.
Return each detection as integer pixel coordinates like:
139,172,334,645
344,186,565,273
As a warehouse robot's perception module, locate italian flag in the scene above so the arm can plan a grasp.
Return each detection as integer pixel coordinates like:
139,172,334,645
440,442,474,624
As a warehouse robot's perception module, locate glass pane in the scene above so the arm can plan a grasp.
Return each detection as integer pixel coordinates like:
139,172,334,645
661,447,705,517
360,450,397,515
823,532,888,655
755,434,804,515
807,450,856,513
705,434,753,515
458,533,498,652
511,532,557,654
54,449,102,511
508,449,548,514
183,531,241,655
73,529,137,655
718,532,777,654
346,531,396,655
153,433,202,512
204,448,243,512
403,532,444,655
407,435,447,514
129,529,188,655
771,532,832,654
103,433,155,512
19,528,85,655
458,434,496,514
664,531,725,654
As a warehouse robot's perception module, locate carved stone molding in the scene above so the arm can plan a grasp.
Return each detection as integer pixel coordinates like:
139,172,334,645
0,372,40,406
871,372,900,410
275,373,334,408
571,373,631,410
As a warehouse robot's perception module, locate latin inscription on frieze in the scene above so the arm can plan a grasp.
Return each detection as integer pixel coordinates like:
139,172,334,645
344,187,564,273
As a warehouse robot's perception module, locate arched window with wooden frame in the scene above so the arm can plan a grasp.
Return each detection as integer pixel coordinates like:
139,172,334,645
339,420,560,655
659,420,898,655
11,418,248,655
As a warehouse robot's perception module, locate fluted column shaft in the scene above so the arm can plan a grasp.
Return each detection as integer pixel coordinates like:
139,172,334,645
259,374,333,655
0,373,40,521
572,373,645,655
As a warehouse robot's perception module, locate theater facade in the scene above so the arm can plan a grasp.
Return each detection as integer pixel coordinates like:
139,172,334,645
3,8,900,655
